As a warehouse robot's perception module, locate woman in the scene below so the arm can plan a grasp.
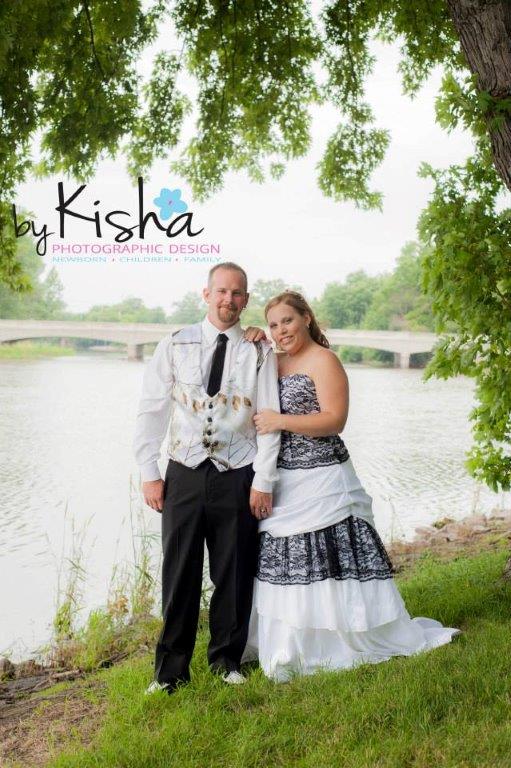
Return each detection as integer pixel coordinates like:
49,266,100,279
243,291,459,682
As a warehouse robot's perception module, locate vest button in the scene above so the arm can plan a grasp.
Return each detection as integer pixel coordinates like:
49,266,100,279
208,402,214,409
207,417,212,423
206,430,212,436
203,439,210,447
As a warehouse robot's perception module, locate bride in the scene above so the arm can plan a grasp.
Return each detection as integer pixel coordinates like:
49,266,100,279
243,291,459,682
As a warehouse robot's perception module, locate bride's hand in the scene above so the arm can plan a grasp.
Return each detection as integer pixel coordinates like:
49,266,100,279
254,409,282,434
243,326,267,342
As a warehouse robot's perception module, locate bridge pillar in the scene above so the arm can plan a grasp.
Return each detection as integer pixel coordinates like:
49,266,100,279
127,344,144,361
394,352,411,369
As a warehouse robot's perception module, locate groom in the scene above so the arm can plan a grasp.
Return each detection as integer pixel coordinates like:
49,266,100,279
133,262,280,691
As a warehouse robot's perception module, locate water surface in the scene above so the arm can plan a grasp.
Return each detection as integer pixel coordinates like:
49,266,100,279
0,354,505,660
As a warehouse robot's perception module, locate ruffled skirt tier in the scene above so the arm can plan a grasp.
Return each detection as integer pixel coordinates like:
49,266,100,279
244,461,460,681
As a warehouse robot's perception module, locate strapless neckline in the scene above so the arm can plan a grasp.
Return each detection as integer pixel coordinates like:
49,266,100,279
278,373,314,383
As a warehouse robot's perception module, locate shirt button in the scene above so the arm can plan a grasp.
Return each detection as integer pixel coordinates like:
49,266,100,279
206,430,212,436
207,417,212,423
208,403,214,409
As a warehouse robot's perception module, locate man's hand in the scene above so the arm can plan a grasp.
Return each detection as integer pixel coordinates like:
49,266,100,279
142,479,164,513
243,326,268,342
249,488,273,520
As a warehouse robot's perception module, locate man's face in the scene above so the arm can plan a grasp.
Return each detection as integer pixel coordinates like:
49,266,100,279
203,268,249,329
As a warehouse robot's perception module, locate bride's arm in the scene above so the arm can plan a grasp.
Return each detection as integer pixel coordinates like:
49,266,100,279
254,353,349,438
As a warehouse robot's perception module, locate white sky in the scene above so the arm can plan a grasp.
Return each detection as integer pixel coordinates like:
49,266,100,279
15,29,474,314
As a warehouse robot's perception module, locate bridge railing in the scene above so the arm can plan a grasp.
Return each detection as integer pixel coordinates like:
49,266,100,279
0,319,438,366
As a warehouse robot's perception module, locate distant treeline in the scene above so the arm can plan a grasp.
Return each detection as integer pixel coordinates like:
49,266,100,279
1,240,435,363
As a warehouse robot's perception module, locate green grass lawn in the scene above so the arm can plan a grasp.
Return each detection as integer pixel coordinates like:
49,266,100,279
35,548,511,767
0,341,75,359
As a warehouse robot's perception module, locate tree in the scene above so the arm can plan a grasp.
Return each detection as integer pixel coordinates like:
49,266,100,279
446,0,511,190
0,235,65,319
419,154,511,491
163,1,509,490
167,292,204,324
318,271,381,329
82,296,167,323
161,279,301,327
241,303,267,329
247,279,288,307
243,279,304,326
1,2,510,487
363,243,435,332
0,1,170,289
313,250,435,363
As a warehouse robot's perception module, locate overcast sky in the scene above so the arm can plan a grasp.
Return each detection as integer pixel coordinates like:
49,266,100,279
15,31,474,314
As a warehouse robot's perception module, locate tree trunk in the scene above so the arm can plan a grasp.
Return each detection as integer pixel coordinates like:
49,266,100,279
447,0,511,190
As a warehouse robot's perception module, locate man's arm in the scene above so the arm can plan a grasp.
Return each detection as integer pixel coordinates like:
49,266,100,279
250,345,281,518
133,336,173,511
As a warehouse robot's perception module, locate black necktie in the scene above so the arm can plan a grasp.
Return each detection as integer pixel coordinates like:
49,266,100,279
207,333,228,396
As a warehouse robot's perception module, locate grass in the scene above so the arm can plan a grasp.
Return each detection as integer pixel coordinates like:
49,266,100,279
0,341,75,359
12,545,509,768
42,483,161,672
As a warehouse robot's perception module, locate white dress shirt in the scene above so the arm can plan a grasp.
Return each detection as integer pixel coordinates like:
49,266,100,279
133,316,281,493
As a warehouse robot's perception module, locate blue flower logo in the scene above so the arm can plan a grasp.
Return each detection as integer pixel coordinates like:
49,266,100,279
153,187,188,220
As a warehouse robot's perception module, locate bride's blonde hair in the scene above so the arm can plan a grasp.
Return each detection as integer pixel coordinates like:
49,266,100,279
264,291,330,349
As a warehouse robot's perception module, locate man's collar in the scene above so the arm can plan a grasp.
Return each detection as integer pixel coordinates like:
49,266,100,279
201,316,243,345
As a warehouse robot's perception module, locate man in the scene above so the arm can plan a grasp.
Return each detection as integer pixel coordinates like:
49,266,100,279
133,262,280,692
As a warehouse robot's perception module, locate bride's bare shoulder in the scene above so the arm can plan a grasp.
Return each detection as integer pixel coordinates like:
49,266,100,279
310,346,346,376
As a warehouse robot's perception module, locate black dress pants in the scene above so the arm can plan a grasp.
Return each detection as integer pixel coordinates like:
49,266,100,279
154,458,259,685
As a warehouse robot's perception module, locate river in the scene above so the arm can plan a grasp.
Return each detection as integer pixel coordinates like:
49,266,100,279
0,353,506,661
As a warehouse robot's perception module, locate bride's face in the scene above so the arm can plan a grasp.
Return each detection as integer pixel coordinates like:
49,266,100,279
266,302,311,355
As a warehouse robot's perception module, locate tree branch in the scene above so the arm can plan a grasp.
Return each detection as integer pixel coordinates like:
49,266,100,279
493,284,511,311
447,0,511,190
82,0,106,80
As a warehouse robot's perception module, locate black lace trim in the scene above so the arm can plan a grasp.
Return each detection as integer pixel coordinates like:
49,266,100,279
277,374,349,469
277,433,349,469
256,516,394,585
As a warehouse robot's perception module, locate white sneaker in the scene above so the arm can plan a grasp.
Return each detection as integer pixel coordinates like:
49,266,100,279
144,680,171,695
221,671,246,685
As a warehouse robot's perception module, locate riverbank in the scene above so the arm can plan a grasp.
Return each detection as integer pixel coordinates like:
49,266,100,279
0,342,75,359
389,508,511,570
1,510,511,768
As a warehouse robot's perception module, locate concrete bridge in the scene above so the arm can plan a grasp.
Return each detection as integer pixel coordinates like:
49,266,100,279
0,320,438,368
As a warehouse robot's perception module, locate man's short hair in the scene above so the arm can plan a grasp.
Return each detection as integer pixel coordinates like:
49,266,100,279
208,262,248,292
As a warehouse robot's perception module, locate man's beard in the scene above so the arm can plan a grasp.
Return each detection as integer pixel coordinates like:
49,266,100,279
218,306,237,319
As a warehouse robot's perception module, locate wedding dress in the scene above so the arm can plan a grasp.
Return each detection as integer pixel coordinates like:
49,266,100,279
244,373,460,682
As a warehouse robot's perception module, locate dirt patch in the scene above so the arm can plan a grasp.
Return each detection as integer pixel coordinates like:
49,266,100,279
0,675,107,767
0,633,150,766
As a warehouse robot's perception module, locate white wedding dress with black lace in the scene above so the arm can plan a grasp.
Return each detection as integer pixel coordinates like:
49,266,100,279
243,373,460,682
